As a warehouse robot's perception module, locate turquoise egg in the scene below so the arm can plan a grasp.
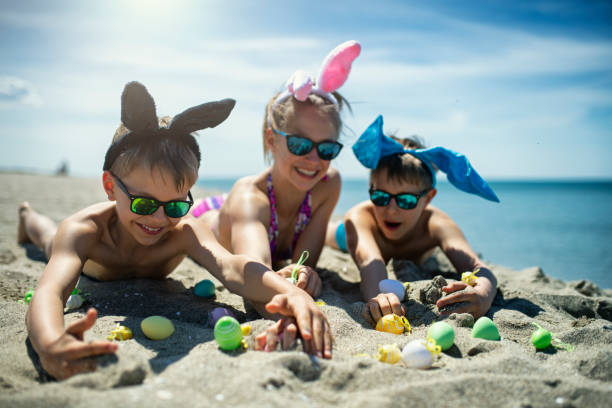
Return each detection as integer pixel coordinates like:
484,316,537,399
472,316,500,340
214,316,243,351
427,321,455,351
194,279,215,298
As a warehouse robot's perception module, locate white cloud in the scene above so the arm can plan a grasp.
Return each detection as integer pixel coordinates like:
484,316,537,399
0,76,43,107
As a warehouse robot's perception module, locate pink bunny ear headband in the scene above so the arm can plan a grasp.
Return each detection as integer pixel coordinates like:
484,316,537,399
270,40,361,111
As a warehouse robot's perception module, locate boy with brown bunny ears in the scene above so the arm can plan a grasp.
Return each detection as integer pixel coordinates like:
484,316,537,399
19,81,333,380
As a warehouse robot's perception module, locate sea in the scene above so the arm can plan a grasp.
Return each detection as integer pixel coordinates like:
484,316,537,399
197,178,612,289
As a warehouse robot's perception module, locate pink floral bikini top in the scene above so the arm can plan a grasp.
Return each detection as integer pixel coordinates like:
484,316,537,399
267,172,326,262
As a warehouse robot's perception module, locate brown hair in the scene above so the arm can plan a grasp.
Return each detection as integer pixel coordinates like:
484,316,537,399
371,135,435,190
262,91,350,163
109,116,199,190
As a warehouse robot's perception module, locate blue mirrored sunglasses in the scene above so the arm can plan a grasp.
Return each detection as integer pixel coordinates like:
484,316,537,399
368,187,430,210
271,128,343,160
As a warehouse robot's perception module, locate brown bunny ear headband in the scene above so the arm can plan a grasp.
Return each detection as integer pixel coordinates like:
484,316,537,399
103,81,236,171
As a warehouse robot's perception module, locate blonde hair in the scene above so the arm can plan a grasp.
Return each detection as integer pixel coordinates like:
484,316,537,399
110,116,199,190
262,91,349,163
371,135,435,190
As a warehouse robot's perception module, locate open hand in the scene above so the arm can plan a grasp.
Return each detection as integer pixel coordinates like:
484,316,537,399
436,281,491,318
361,292,405,327
259,293,332,358
38,308,118,380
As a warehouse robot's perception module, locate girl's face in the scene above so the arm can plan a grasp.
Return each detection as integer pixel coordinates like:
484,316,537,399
104,165,192,246
369,169,435,241
267,103,338,192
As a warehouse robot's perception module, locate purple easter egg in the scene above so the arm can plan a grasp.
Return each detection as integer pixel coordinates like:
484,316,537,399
208,307,235,328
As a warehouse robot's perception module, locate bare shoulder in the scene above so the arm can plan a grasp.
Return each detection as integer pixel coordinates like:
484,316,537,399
224,171,270,221
426,205,463,237
346,201,376,227
54,202,113,251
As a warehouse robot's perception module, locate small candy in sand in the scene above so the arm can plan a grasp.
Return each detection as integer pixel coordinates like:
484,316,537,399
401,338,441,369
378,279,408,302
472,316,500,340
214,316,243,351
107,323,133,341
194,279,215,298
376,344,402,364
23,289,34,303
461,268,481,286
376,314,411,335
427,321,455,351
141,316,175,340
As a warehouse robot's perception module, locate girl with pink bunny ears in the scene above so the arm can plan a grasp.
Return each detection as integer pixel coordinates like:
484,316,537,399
194,40,360,356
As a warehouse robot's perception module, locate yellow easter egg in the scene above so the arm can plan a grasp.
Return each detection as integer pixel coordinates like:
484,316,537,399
375,314,411,335
377,344,402,364
141,316,175,340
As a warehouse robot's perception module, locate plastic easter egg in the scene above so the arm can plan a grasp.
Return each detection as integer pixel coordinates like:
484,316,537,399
401,340,434,369
241,324,252,336
378,279,406,302
141,316,175,340
377,344,402,364
208,307,235,328
194,279,215,298
427,321,455,351
66,294,84,309
214,316,243,351
531,326,552,350
375,314,411,335
472,316,500,340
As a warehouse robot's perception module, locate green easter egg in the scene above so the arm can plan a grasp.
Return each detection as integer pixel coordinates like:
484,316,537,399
472,316,500,341
194,279,215,298
214,316,243,351
141,316,175,340
427,321,455,351
531,327,552,349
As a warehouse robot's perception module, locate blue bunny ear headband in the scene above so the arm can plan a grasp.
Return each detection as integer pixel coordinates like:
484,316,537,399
352,115,500,202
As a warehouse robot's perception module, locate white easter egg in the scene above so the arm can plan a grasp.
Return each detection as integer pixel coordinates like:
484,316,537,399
401,340,433,369
378,279,406,301
66,294,84,309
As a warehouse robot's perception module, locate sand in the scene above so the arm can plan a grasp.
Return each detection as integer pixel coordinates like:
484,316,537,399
0,172,611,408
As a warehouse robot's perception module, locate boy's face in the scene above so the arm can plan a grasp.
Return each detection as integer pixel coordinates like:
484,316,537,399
369,169,435,241
104,165,193,246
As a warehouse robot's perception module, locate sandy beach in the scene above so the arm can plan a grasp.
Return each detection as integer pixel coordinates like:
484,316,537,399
0,172,611,408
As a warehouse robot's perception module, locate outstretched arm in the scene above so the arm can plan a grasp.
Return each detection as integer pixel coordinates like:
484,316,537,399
184,220,333,358
26,219,117,380
430,211,497,318
345,204,404,326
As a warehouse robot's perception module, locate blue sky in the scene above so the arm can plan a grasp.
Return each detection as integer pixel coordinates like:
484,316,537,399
1,0,611,180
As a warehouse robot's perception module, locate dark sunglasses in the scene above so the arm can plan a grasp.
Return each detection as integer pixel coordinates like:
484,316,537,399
271,128,343,160
369,187,430,210
112,174,193,218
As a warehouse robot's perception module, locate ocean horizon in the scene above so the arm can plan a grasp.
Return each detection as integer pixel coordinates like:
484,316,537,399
197,177,612,289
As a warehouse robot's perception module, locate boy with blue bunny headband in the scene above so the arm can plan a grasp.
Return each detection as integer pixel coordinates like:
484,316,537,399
326,115,499,326
18,81,332,380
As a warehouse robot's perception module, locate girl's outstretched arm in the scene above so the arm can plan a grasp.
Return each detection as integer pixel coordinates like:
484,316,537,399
183,219,333,358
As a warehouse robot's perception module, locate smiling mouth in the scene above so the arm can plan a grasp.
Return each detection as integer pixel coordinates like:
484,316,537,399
295,167,318,178
137,223,163,235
